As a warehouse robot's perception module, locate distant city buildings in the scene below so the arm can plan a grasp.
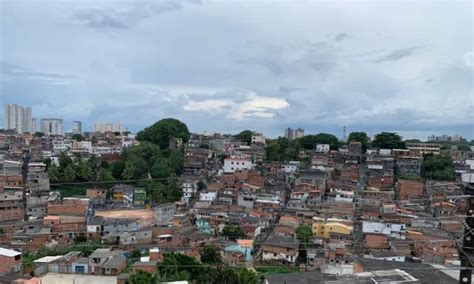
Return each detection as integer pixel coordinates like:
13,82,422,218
284,127,304,140
95,123,125,133
40,118,64,136
72,121,82,134
4,104,35,133
428,134,463,142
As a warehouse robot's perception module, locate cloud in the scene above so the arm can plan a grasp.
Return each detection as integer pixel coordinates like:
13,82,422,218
0,61,75,85
74,8,129,29
374,46,424,63
183,92,289,120
74,0,201,30
333,33,349,42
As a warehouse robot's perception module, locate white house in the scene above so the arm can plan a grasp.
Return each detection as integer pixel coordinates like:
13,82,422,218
182,181,197,199
362,221,406,239
223,158,253,173
316,144,330,153
281,161,300,174
199,191,217,202
251,133,266,144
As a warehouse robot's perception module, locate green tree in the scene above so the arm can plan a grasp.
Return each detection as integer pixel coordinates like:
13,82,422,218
234,130,253,145
72,133,84,141
76,159,93,181
457,144,471,152
34,131,45,137
372,132,405,149
128,270,155,284
48,164,61,183
62,164,76,182
111,161,125,179
201,244,221,265
298,133,340,150
95,168,114,182
222,225,246,240
423,153,454,181
137,118,190,149
239,269,259,284
347,132,370,152
265,142,281,161
122,160,137,180
296,225,314,260
58,152,73,169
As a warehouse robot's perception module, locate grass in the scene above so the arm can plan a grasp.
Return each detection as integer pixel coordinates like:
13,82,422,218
256,266,299,275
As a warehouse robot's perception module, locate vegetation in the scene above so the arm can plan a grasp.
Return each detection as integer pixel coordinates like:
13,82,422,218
256,266,299,275
297,133,340,150
128,270,156,284
423,153,455,181
296,225,314,259
146,253,261,284
47,154,113,184
372,132,405,149
72,133,84,141
22,241,104,269
34,131,45,137
265,137,300,162
137,118,190,149
347,131,370,152
201,244,222,265
221,225,247,240
234,130,253,145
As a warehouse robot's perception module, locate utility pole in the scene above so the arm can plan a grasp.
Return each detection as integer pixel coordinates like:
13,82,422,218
459,196,474,284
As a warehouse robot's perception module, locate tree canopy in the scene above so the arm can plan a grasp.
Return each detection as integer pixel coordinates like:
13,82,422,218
222,225,247,240
234,130,253,145
347,132,370,152
201,244,221,265
298,133,340,150
372,132,405,149
265,137,300,162
137,118,190,149
423,153,454,181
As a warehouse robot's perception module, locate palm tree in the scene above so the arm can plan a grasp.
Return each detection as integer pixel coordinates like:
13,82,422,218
47,164,61,183
62,164,76,182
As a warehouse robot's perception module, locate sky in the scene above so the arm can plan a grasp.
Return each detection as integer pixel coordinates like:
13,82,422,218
0,0,473,140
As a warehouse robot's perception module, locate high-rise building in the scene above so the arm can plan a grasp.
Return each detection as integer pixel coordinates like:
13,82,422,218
95,122,125,133
284,128,294,140
4,104,34,133
72,121,82,134
294,128,305,139
284,127,304,140
31,118,37,133
40,118,63,135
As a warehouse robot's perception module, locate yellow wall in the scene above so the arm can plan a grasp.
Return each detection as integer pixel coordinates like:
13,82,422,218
312,221,352,239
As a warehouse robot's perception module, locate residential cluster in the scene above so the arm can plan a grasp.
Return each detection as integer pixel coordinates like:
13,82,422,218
0,110,473,283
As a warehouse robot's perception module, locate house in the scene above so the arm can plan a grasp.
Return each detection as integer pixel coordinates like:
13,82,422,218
261,233,299,264
224,240,253,262
199,190,218,202
153,203,176,225
362,221,406,239
88,248,125,275
397,180,423,200
223,157,253,173
312,217,352,240
0,247,22,273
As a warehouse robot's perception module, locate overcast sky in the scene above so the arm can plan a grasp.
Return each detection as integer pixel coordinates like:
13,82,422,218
1,0,472,139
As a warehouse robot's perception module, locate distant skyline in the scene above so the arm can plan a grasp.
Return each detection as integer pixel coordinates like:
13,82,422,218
1,1,473,139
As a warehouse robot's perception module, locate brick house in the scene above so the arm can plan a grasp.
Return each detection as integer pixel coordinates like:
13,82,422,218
0,247,21,273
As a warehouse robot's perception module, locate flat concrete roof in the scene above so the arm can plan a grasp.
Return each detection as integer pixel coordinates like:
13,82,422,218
40,273,116,284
